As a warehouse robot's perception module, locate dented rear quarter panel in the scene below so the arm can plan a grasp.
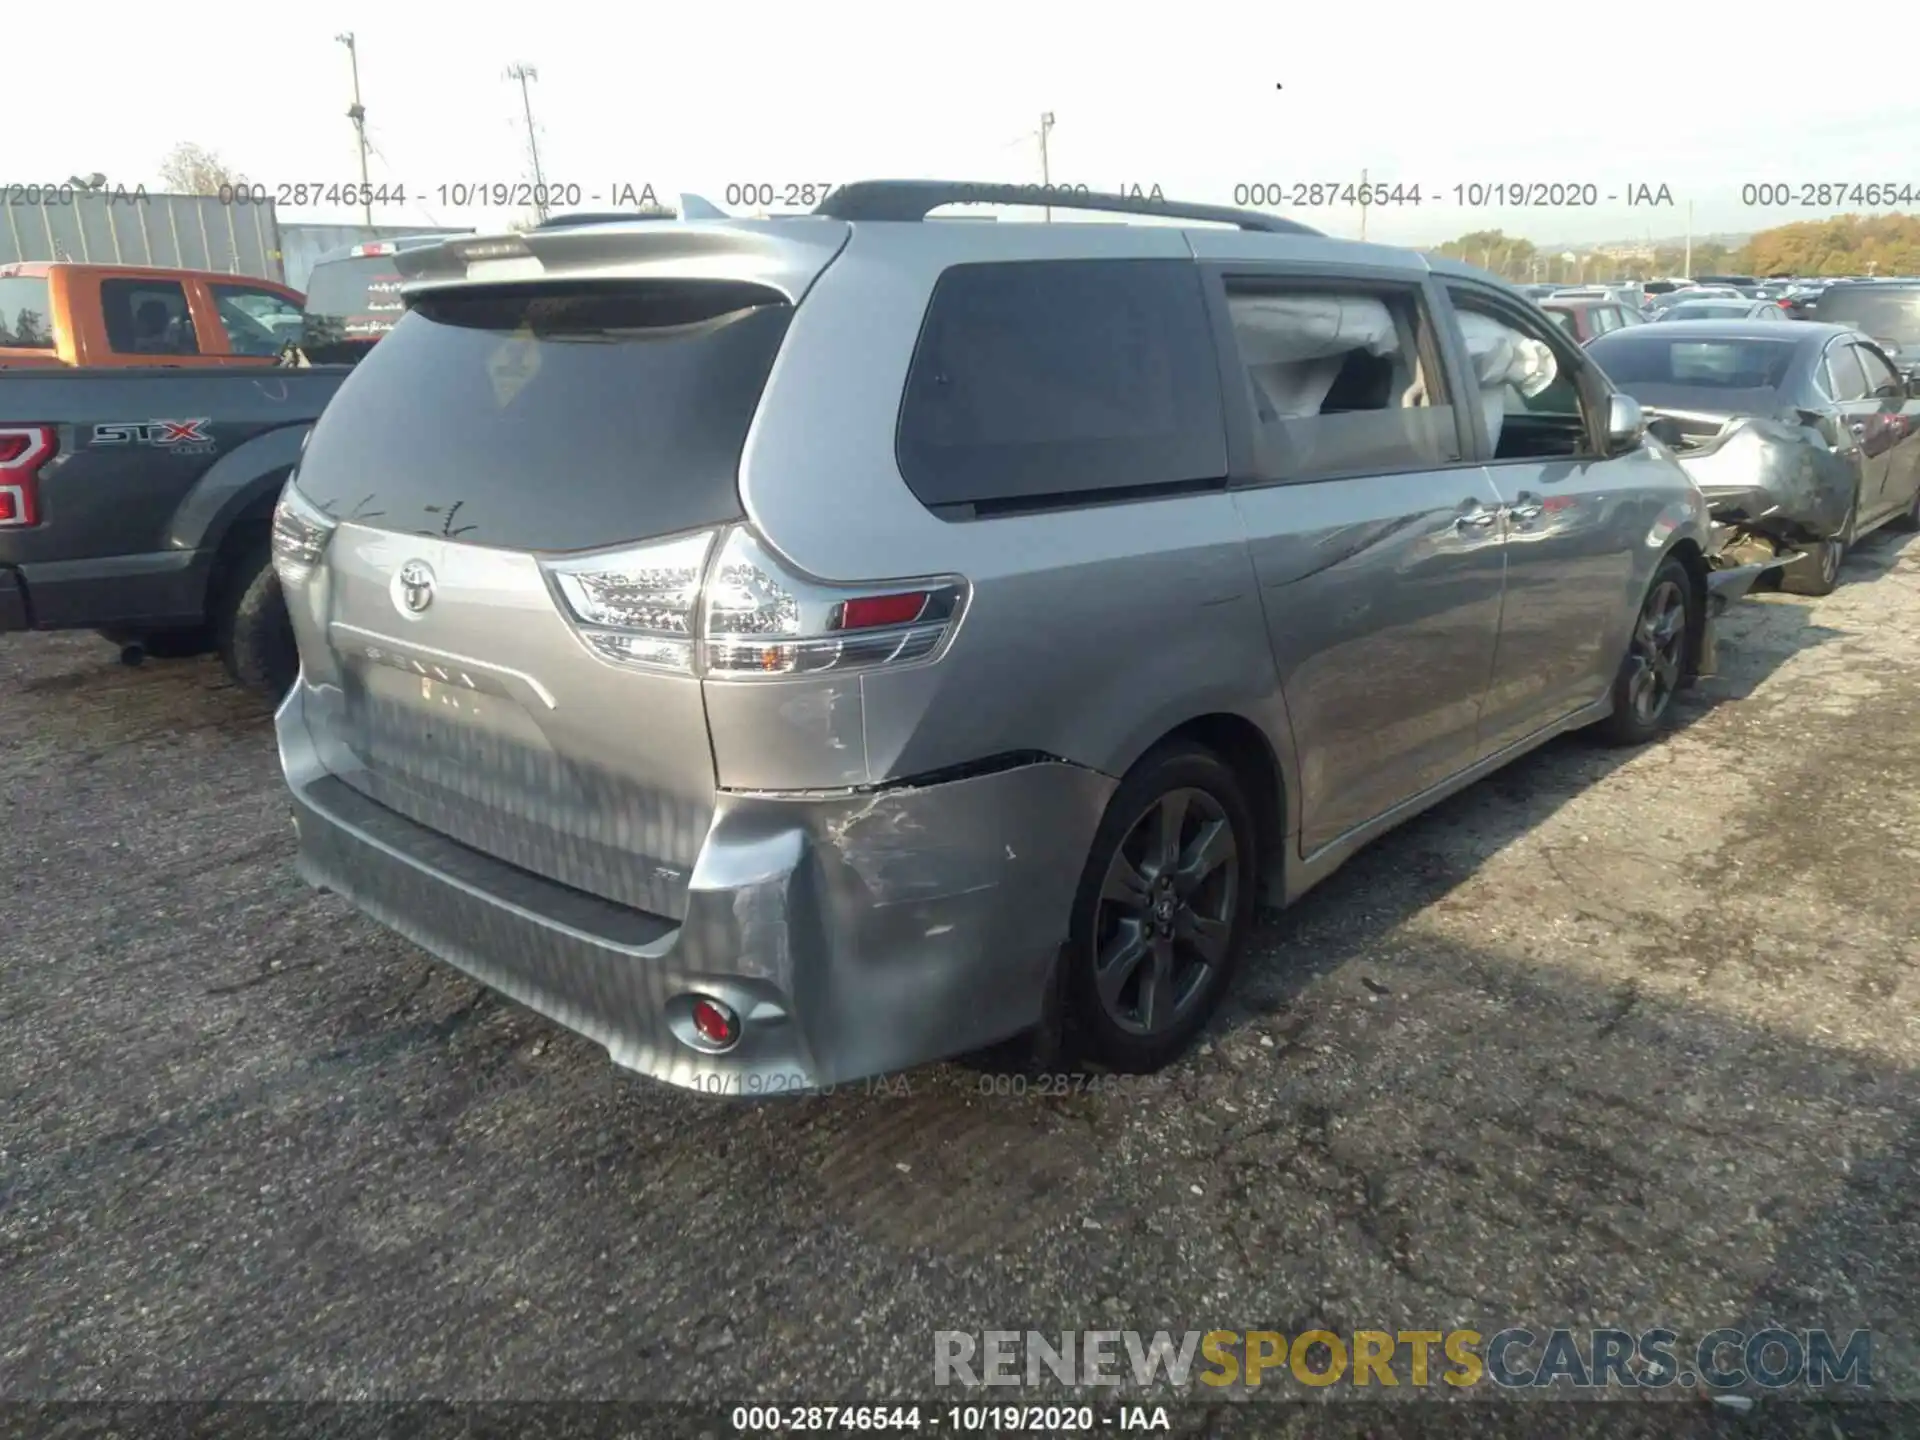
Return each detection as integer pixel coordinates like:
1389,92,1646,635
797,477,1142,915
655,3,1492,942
1674,417,1856,541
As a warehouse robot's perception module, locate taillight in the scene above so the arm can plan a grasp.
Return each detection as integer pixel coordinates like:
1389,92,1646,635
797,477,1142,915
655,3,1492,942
0,425,56,529
542,525,968,678
544,529,713,672
700,527,964,677
270,479,338,584
348,242,396,258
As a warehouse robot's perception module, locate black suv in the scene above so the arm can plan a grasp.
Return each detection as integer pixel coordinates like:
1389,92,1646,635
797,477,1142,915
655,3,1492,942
1810,283,1920,381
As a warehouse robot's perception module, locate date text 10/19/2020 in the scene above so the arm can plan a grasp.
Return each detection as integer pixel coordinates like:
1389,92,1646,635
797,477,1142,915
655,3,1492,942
210,182,666,210
730,1405,1170,1433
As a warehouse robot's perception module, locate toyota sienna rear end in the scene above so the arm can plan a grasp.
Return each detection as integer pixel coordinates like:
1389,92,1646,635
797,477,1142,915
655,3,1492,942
272,215,1142,1092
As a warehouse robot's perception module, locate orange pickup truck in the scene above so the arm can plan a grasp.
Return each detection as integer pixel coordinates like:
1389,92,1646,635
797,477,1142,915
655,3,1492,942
0,262,305,368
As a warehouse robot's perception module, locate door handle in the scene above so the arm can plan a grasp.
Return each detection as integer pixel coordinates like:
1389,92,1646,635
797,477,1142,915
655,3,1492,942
1454,508,1500,532
1506,497,1545,523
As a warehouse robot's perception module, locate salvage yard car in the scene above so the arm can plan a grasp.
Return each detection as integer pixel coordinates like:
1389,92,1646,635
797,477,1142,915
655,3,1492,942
0,262,306,369
1541,294,1646,344
1804,281,1920,386
0,365,349,689
270,181,1764,1095
1654,298,1790,323
287,236,469,366
1587,320,1920,595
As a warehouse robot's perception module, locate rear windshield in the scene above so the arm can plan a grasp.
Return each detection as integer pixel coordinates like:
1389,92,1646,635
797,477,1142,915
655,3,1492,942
294,280,789,552
300,255,408,363
896,259,1228,512
1808,288,1920,345
1664,303,1753,320
1591,336,1799,404
0,276,57,349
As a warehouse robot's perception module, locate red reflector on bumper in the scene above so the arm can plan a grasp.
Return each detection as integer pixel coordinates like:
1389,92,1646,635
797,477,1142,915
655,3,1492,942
838,592,928,630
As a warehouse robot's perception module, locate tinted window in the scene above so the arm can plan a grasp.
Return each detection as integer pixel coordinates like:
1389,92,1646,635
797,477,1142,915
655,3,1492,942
1810,287,1920,345
211,284,302,357
1221,283,1461,483
1547,308,1578,337
1825,343,1869,401
301,255,408,363
0,276,55,349
294,281,791,552
896,259,1226,510
1856,344,1903,397
101,278,198,355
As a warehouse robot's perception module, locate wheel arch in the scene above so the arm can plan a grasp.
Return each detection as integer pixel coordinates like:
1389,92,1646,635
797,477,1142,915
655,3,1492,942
1662,536,1710,681
1129,711,1290,908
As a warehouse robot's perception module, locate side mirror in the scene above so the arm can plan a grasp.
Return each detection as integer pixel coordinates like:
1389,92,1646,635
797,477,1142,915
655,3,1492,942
1606,393,1647,453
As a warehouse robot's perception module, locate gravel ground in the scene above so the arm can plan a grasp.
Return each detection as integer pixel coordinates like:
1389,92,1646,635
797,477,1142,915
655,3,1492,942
3,531,1918,1435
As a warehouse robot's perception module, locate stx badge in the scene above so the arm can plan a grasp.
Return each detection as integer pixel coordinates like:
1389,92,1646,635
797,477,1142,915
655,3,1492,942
92,419,216,453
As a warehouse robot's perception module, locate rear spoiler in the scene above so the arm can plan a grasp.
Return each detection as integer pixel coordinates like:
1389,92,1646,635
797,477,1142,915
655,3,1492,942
393,215,851,305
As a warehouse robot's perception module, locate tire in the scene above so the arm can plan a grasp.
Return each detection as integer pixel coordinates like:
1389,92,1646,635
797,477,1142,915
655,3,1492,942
1593,556,1696,748
1778,489,1856,596
1064,741,1259,1073
95,625,213,659
214,539,298,702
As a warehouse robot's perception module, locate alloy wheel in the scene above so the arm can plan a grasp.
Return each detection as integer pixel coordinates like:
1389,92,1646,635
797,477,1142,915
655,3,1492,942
1092,788,1239,1037
1627,578,1687,727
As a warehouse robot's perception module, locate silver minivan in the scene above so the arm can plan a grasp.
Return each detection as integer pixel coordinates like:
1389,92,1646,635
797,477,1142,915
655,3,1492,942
273,182,1752,1094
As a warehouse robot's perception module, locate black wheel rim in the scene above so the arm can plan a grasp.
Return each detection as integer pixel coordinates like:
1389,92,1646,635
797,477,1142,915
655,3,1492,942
1627,578,1686,726
1093,787,1238,1037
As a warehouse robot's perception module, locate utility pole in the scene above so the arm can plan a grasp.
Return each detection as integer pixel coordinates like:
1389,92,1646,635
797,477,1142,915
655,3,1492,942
335,32,373,226
1684,200,1693,279
1039,112,1055,223
1359,167,1368,242
506,63,549,222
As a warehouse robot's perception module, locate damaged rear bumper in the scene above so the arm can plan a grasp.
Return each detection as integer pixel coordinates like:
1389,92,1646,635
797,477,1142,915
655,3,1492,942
278,688,1114,1093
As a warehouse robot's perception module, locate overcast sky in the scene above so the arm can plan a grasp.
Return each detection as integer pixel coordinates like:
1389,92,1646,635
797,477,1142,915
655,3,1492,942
12,0,1919,247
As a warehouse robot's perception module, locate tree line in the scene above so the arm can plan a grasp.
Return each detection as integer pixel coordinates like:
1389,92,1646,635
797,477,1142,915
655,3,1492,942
1430,214,1920,282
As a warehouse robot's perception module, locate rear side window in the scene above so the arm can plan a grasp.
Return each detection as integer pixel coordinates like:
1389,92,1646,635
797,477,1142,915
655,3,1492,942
101,278,199,355
0,276,55,349
896,259,1227,511
1222,282,1463,483
1825,343,1869,401
300,256,408,363
1855,344,1904,398
295,280,790,552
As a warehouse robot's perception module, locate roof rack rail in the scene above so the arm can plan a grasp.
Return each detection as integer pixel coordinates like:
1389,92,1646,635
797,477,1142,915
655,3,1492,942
812,180,1321,235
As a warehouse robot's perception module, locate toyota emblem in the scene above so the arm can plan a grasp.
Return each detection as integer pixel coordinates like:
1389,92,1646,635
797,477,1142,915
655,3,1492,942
395,560,436,615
